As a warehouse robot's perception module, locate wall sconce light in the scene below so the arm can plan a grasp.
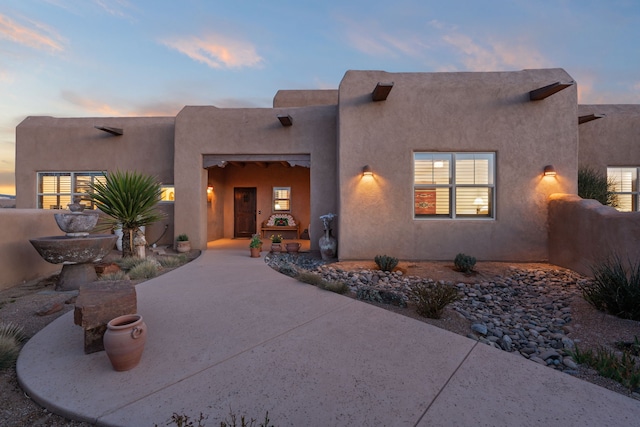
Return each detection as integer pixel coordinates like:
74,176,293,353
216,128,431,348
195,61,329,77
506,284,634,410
207,186,213,202
362,165,373,177
543,165,557,177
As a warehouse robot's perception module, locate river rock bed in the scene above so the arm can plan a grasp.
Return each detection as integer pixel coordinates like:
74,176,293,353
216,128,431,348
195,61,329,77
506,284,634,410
265,253,590,373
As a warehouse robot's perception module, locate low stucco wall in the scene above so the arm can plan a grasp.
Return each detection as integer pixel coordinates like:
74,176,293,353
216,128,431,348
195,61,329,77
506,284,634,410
0,210,64,290
548,193,640,276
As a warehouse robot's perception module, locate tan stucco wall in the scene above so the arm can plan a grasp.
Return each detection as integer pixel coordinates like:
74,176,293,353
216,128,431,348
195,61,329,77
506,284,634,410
273,90,338,108
337,69,578,261
174,105,337,250
0,210,64,290
15,116,176,246
548,193,640,276
209,163,310,238
578,104,640,172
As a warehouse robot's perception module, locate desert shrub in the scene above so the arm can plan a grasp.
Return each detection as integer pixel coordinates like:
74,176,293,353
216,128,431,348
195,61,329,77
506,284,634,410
0,322,26,369
580,256,640,320
116,256,145,271
572,345,640,391
409,282,460,319
296,271,350,294
128,259,161,280
454,253,476,273
277,262,299,278
98,271,128,281
356,286,406,307
318,280,350,295
374,254,399,272
578,166,618,207
296,271,324,286
157,255,187,269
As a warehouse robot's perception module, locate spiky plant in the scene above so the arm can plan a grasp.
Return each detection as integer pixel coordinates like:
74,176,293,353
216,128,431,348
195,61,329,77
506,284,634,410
0,322,26,369
86,170,165,257
578,166,618,207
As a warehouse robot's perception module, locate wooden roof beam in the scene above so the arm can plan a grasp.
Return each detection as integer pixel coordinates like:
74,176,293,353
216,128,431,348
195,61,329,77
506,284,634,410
94,126,123,136
578,113,605,124
529,81,575,101
277,115,292,126
372,82,394,101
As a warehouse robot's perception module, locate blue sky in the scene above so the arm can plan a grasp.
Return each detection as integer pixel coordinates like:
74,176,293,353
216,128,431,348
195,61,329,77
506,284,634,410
1,0,639,195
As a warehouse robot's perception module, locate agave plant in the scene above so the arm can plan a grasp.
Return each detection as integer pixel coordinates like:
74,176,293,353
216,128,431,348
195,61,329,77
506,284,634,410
87,170,165,257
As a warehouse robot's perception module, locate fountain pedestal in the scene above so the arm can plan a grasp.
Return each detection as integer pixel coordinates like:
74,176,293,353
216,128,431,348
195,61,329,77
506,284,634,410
29,210,117,291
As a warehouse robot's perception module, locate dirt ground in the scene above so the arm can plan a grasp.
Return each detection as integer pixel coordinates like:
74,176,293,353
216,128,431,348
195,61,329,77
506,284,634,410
1,260,640,426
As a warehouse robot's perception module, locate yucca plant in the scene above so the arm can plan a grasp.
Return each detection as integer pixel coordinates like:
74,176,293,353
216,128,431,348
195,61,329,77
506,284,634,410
87,170,165,257
0,322,26,369
578,166,618,207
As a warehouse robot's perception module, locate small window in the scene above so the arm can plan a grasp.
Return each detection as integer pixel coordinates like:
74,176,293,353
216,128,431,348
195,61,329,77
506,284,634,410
414,153,495,219
37,172,105,209
273,187,291,212
160,185,175,202
607,167,639,211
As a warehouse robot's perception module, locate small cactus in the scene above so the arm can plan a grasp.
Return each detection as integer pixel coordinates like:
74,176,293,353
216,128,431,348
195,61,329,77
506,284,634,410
374,254,399,272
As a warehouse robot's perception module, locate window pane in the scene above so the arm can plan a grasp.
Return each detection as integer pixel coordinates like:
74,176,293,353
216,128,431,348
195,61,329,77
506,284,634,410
455,154,493,185
456,188,492,216
414,153,451,185
273,187,291,212
414,188,450,216
608,167,637,193
161,186,175,201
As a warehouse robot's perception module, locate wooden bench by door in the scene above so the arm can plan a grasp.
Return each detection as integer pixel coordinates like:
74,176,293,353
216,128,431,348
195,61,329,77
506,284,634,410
234,187,256,238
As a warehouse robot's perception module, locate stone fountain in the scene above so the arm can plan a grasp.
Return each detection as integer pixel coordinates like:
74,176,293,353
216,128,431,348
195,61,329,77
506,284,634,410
30,202,117,291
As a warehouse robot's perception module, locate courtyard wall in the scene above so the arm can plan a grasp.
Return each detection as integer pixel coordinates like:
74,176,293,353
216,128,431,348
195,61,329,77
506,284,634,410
548,193,640,276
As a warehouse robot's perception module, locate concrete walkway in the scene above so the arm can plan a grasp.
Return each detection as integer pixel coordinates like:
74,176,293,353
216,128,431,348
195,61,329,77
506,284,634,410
17,239,640,426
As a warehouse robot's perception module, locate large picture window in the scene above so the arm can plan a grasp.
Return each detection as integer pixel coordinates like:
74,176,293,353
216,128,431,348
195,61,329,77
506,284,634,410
414,152,495,219
607,167,639,212
37,172,106,210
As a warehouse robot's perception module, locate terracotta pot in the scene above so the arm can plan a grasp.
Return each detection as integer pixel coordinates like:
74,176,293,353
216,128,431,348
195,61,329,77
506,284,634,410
176,240,190,253
271,243,282,253
286,242,301,253
103,314,147,371
250,247,261,257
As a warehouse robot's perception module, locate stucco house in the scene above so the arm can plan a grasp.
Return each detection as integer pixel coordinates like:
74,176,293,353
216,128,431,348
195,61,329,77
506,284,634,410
14,68,640,263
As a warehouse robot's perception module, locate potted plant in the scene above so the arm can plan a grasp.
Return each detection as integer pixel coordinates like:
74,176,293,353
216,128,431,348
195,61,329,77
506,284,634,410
176,234,190,253
270,234,283,253
249,234,262,257
86,170,165,258
286,241,301,253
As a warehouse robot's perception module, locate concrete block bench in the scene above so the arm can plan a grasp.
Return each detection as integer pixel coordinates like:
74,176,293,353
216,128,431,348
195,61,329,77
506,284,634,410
74,281,137,354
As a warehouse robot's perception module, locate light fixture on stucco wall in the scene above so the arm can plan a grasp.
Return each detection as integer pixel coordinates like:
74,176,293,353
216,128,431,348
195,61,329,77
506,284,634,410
207,186,213,202
362,165,373,177
543,165,557,177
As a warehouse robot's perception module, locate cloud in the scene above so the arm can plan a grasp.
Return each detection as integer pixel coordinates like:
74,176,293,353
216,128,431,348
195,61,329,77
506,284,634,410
161,33,263,69
441,32,550,71
61,90,123,115
0,13,65,53
93,0,137,21
343,18,430,59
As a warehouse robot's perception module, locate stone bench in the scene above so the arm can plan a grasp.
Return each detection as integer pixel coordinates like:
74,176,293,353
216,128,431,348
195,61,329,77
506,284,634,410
74,281,137,354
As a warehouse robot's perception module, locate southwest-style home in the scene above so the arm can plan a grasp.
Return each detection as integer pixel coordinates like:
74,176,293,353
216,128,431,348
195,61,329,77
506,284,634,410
14,68,640,263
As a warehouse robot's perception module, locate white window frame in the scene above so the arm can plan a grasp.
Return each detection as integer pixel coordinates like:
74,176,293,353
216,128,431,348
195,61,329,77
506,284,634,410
273,187,291,212
413,152,496,219
607,167,639,212
37,171,105,210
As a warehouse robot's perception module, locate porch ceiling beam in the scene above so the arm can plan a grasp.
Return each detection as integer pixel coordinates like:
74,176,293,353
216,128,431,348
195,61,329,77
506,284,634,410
578,113,605,124
203,154,311,169
94,126,123,136
279,161,291,168
529,81,575,101
228,161,245,168
372,82,394,101
255,161,267,168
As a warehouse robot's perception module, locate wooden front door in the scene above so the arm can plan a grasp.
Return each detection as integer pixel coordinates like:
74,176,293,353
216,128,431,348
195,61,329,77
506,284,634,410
234,187,257,238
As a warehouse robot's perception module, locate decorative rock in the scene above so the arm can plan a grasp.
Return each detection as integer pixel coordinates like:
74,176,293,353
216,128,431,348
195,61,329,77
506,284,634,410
471,323,488,336
36,301,64,316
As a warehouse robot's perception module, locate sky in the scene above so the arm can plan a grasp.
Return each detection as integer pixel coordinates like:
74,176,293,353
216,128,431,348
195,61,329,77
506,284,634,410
1,0,639,196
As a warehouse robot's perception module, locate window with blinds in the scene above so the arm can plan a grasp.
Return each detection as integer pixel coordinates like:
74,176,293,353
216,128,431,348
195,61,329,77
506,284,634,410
37,172,105,209
607,167,639,212
414,153,495,219
273,187,291,212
